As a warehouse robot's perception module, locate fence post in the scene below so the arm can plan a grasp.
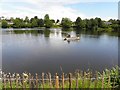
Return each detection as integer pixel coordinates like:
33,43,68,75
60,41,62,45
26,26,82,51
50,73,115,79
22,73,25,89
42,73,44,89
87,72,91,88
69,73,72,89
3,73,6,89
35,73,38,89
16,73,19,89
82,72,86,88
31,76,35,89
55,73,59,89
28,73,32,89
48,72,52,88
62,73,64,89
107,71,111,88
9,73,12,90
76,73,79,89
94,71,98,88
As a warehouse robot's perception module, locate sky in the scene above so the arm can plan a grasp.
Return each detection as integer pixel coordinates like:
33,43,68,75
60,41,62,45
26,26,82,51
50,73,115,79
0,0,119,21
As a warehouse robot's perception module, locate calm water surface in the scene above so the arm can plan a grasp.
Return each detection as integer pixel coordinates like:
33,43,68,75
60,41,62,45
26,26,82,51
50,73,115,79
2,28,118,74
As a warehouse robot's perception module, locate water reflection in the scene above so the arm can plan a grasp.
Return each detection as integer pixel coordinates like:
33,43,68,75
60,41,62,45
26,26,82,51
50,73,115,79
44,29,50,37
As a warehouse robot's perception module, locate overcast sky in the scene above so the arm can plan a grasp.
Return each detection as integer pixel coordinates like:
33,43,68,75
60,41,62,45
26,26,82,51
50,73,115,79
0,0,119,21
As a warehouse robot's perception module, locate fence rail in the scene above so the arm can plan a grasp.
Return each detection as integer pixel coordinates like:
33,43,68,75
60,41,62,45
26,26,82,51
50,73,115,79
0,71,119,89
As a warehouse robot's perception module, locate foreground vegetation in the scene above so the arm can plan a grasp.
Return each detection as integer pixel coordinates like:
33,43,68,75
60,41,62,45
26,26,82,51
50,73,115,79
1,66,120,89
1,14,120,33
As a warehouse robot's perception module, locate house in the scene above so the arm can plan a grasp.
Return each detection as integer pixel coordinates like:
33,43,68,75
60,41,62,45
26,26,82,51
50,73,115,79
6,19,13,25
104,21,112,25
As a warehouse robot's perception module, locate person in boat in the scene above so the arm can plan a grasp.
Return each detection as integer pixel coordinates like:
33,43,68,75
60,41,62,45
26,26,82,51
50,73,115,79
67,34,71,38
64,34,71,40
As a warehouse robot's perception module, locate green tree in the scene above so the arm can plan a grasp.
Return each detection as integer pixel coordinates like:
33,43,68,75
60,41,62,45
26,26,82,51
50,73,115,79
109,19,116,24
34,16,38,20
24,16,30,28
30,16,39,27
90,18,97,30
108,19,119,32
2,20,8,28
85,18,98,30
31,19,38,27
51,19,55,24
38,19,44,27
111,24,119,31
10,17,14,22
111,20,120,32
61,18,72,28
24,16,29,23
26,23,31,28
56,19,60,24
44,14,49,21
85,19,91,29
13,18,21,28
75,17,85,28
13,18,25,28
44,14,53,28
95,17,102,27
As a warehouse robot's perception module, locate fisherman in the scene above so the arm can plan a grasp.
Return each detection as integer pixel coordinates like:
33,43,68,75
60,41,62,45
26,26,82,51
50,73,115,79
67,34,71,38
64,34,71,40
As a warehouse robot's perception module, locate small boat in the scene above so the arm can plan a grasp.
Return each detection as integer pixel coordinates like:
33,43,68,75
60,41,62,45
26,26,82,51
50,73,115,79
64,37,80,41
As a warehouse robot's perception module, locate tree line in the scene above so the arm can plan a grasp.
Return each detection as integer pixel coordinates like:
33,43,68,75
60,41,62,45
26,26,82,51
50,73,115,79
1,14,120,32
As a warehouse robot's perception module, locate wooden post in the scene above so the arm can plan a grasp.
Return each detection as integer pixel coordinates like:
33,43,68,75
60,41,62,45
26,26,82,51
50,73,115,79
28,73,32,89
76,73,79,89
107,71,111,88
17,74,20,88
35,73,38,89
62,73,64,89
9,73,12,89
94,71,98,88
87,72,91,88
22,73,25,89
16,73,19,89
55,73,59,89
46,73,49,84
42,73,44,89
82,72,85,88
3,73,6,89
69,73,72,89
31,76,34,89
48,73,52,88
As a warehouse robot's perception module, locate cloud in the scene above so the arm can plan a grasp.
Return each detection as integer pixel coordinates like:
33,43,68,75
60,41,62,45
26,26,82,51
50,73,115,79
45,5,86,21
0,0,118,21
0,0,87,21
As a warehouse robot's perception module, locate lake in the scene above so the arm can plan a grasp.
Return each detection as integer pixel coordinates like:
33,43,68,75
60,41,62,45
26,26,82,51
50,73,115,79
2,28,118,75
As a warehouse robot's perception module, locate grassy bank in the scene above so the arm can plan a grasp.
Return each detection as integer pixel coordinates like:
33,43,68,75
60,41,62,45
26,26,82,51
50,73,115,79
1,66,120,89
